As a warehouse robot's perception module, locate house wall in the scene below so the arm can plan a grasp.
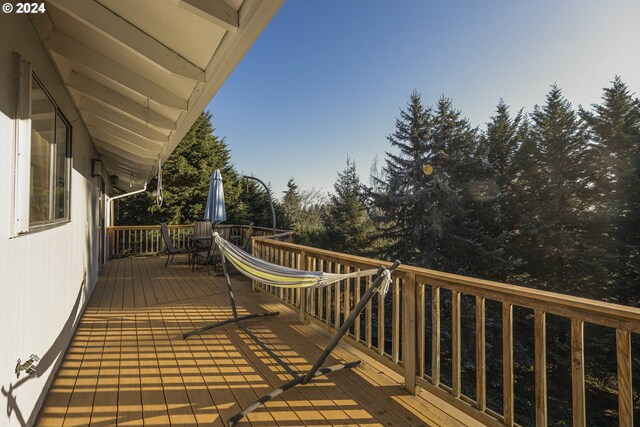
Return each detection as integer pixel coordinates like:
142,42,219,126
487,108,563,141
0,13,106,426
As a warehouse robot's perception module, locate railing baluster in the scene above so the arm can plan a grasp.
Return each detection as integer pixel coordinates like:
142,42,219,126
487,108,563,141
571,319,585,427
432,286,440,386
476,295,486,411
534,310,547,427
317,259,324,320
366,280,372,348
503,302,514,426
354,268,361,341
452,290,461,398
334,263,341,327
417,282,425,378
343,266,350,332
299,251,307,323
393,276,401,363
325,261,332,325
402,273,417,394
378,286,385,355
616,329,633,427
310,258,317,317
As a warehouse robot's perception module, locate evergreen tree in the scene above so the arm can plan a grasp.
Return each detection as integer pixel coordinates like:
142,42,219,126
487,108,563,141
370,91,506,277
322,159,375,255
282,179,302,228
117,112,243,225
281,178,326,245
580,77,640,305
478,101,527,280
430,96,507,277
368,90,432,264
513,86,590,294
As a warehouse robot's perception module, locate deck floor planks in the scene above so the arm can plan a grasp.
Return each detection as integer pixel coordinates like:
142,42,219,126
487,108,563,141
37,261,115,427
37,256,477,427
136,258,171,425
238,303,413,427
232,319,368,426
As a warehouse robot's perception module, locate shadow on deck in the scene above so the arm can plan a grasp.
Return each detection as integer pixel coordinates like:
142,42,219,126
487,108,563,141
37,255,481,426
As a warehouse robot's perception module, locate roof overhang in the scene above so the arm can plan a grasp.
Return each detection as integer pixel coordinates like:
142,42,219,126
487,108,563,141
29,0,283,189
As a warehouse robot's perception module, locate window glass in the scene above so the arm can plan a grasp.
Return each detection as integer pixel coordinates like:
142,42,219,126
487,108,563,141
55,114,69,220
28,75,72,228
30,78,55,224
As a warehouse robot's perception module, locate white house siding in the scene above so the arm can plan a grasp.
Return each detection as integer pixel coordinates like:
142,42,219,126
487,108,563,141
0,13,106,427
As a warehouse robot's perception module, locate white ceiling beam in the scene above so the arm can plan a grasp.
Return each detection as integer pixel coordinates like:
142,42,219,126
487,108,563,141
84,115,164,151
87,126,160,157
178,0,239,32
78,97,169,142
48,0,206,82
98,153,146,171
67,71,177,130
46,30,188,110
94,139,156,165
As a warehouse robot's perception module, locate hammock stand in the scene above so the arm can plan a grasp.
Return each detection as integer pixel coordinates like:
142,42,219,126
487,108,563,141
182,233,400,426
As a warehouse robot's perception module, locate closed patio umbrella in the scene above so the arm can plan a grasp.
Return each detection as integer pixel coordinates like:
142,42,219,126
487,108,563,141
205,169,226,224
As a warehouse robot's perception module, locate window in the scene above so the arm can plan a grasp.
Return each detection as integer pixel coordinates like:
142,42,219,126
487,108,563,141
12,55,73,235
28,75,71,227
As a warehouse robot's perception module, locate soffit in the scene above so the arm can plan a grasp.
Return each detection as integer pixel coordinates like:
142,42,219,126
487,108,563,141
30,0,284,189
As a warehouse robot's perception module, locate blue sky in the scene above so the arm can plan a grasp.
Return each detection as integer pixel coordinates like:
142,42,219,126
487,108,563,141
206,0,640,198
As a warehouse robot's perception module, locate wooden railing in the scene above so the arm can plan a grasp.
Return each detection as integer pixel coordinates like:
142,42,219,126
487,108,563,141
107,224,292,258
250,236,639,427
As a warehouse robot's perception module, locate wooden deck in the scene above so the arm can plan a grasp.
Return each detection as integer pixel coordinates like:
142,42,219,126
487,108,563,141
36,255,481,426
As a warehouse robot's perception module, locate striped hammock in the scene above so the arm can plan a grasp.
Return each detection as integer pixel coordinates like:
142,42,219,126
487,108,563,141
214,233,392,294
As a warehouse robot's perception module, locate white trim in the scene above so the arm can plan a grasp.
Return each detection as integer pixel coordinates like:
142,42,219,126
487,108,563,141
12,53,32,235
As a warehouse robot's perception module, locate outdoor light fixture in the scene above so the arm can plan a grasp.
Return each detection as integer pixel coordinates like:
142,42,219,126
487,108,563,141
109,175,119,186
91,159,102,177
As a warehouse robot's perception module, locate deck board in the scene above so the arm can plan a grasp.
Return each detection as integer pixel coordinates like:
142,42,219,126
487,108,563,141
37,255,476,426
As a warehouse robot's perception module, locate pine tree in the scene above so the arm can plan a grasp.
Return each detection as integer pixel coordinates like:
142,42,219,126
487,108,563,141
282,179,302,228
370,91,505,277
514,86,590,294
478,101,526,280
117,112,244,225
580,77,640,305
368,90,432,265
281,178,326,245
430,96,506,277
323,159,375,255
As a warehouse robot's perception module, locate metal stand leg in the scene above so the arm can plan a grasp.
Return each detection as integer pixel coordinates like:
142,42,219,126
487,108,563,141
183,249,280,339
227,260,401,426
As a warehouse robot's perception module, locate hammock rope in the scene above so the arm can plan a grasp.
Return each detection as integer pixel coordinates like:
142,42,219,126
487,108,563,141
213,233,393,295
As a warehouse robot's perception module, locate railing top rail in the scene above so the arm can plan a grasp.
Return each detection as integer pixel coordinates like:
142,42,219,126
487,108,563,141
251,231,295,241
108,224,194,230
251,237,640,332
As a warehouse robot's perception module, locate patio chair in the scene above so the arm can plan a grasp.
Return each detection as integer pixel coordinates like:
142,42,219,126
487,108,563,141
189,220,213,265
160,222,188,267
191,231,215,275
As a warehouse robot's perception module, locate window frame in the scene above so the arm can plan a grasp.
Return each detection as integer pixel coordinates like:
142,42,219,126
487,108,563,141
29,73,73,229
11,54,73,236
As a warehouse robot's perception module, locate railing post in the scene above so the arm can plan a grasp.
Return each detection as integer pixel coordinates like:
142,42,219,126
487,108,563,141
571,319,586,427
616,329,633,427
402,272,417,394
108,227,114,259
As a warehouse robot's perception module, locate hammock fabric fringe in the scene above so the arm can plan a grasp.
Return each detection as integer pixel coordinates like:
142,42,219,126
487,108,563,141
183,233,400,426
